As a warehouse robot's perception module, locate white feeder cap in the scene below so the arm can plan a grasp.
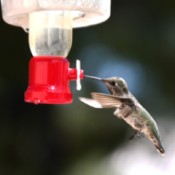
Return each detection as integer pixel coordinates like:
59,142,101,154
1,0,111,29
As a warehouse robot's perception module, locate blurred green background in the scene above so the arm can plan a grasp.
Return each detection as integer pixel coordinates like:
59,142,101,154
0,1,175,175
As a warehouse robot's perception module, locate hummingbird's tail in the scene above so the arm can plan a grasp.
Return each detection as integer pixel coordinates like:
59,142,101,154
149,131,165,155
155,141,165,155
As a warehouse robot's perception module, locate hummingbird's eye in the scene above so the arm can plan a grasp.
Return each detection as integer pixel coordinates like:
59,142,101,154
110,81,115,86
122,87,128,93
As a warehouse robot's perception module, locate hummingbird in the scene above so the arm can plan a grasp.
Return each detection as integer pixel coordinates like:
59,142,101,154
79,75,165,155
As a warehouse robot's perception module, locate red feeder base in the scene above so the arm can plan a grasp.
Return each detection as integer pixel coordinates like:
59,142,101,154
25,56,83,104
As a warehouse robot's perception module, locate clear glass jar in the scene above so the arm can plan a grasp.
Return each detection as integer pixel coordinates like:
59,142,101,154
29,11,72,56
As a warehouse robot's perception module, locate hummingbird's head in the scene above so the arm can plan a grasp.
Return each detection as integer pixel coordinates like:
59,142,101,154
102,77,128,94
84,75,129,95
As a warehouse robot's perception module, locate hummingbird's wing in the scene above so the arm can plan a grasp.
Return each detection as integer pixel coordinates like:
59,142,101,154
79,93,121,108
79,93,122,108
79,97,103,108
91,93,134,108
79,93,134,109
90,93,136,119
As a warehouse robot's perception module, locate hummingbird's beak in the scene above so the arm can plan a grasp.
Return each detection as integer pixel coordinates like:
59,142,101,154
85,75,111,85
85,75,103,81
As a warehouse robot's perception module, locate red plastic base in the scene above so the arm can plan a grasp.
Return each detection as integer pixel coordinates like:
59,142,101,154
25,56,83,104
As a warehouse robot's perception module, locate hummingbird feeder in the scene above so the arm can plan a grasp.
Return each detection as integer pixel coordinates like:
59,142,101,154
0,0,111,104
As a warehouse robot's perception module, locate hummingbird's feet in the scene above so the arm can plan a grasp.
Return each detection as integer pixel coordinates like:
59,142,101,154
129,131,144,140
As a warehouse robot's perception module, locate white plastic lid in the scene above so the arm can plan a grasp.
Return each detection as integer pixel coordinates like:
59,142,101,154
1,0,111,29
